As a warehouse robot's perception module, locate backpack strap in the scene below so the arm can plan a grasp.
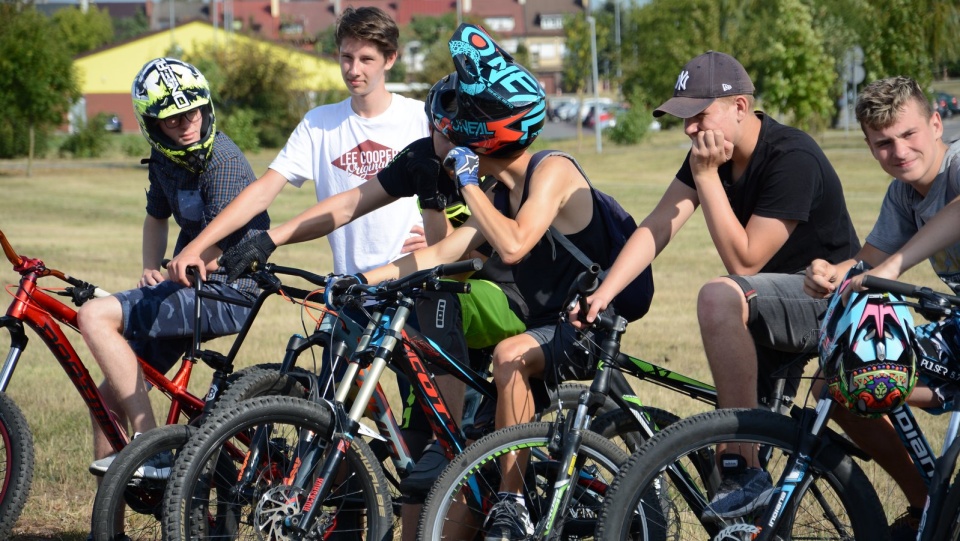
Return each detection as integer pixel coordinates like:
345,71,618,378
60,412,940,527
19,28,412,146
524,150,605,275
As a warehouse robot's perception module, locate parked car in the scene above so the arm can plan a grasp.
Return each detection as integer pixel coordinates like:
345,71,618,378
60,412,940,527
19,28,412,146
935,92,960,118
547,97,578,122
583,103,627,130
104,115,123,133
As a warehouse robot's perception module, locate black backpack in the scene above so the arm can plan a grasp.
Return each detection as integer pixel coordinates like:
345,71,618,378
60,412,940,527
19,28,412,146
527,150,654,322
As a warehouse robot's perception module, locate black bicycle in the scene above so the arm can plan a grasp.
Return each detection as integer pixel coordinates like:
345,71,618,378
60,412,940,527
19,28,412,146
597,274,960,540
416,265,726,540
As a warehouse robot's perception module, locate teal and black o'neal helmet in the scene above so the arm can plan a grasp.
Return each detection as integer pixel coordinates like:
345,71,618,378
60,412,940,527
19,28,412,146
132,58,215,173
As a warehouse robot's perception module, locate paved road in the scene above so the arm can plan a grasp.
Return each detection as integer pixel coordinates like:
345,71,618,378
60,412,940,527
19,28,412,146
543,113,960,142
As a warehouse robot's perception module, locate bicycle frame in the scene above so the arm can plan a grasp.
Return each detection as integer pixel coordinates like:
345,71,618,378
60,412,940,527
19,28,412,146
0,262,209,452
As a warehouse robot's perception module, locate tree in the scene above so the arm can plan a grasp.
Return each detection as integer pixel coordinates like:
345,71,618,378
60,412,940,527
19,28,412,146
185,41,328,149
113,9,150,43
619,0,724,112
0,3,80,174
50,5,114,56
742,0,836,132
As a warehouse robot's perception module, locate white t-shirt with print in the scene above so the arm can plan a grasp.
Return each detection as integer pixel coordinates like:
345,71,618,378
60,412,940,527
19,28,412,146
270,94,429,274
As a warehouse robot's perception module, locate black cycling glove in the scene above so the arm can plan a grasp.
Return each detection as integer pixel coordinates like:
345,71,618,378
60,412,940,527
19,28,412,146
219,231,276,283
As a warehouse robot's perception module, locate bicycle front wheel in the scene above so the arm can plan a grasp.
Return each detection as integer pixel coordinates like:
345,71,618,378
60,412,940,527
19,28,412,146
597,408,887,540
163,395,393,540
418,421,628,540
0,392,32,539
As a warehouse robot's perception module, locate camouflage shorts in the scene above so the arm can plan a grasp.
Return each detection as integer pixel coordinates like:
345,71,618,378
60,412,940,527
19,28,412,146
116,280,254,374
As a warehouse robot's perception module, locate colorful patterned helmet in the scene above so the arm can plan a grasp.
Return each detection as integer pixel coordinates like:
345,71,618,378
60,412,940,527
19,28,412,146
445,24,545,157
818,276,918,417
131,58,216,173
426,72,458,138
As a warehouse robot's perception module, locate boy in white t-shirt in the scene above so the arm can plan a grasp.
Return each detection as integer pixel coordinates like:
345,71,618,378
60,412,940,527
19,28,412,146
168,6,429,280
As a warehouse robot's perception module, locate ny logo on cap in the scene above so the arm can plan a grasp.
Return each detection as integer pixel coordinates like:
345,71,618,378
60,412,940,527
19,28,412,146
675,70,690,91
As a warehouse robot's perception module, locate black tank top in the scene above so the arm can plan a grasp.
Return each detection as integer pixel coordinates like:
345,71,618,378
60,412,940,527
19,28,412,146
490,173,610,327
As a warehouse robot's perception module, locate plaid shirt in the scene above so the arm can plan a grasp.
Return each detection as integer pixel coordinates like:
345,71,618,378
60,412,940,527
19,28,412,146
145,131,269,297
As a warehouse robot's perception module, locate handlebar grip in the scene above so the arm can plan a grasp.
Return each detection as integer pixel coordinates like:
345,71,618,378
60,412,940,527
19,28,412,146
434,281,472,295
576,264,602,296
860,275,922,298
437,258,483,277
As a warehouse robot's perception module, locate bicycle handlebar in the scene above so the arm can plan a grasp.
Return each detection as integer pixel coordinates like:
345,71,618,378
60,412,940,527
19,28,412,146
564,265,623,332
862,275,960,305
861,275,960,321
1,228,110,301
332,258,483,308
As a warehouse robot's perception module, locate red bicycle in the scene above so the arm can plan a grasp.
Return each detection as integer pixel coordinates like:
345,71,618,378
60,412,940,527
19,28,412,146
0,227,318,539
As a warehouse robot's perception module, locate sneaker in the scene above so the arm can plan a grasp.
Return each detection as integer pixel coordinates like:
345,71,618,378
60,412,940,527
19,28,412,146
89,449,174,480
88,454,117,476
701,458,775,521
890,506,922,541
399,441,449,503
90,432,143,477
484,497,533,541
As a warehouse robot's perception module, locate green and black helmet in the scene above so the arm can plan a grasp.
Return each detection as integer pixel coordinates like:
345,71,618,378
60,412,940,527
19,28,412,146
131,58,215,173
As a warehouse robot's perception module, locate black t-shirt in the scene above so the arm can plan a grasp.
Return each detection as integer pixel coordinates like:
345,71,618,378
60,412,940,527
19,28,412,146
377,137,460,208
676,113,860,273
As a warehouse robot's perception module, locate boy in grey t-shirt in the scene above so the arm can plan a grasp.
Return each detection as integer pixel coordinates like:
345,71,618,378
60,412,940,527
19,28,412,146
805,76,959,540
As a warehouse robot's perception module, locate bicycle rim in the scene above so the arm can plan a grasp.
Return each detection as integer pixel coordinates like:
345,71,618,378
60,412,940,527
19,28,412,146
420,422,627,540
598,408,885,540
167,396,392,541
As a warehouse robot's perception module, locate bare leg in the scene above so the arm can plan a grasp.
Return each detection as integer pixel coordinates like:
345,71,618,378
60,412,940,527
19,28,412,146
491,334,544,494
78,296,158,442
698,278,763,467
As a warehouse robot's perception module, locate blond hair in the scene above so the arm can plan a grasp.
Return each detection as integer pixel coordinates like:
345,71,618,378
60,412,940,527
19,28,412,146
855,76,933,132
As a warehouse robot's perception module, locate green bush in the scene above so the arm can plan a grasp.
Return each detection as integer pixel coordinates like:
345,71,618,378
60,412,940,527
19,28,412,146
220,108,260,153
120,134,150,158
59,113,109,158
610,90,657,146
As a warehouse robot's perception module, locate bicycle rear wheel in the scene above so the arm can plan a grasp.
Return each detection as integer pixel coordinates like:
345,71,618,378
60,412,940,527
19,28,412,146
0,392,32,539
597,408,886,540
163,395,393,540
418,421,628,540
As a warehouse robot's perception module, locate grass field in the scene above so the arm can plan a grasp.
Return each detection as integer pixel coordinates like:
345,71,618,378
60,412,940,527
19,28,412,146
0,125,949,539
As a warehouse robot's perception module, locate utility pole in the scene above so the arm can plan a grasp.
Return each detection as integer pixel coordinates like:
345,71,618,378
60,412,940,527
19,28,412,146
589,15,602,154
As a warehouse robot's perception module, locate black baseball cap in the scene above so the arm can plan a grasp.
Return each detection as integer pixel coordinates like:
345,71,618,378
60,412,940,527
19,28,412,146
654,51,755,118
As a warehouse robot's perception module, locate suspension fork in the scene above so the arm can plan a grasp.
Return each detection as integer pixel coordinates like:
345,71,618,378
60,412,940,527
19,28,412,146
288,301,413,535
751,397,836,541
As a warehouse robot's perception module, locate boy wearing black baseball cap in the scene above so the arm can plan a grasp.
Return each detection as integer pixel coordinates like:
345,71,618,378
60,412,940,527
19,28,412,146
573,50,861,520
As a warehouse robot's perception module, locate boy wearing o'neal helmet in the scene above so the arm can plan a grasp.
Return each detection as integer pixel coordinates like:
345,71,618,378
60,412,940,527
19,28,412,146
356,23,618,539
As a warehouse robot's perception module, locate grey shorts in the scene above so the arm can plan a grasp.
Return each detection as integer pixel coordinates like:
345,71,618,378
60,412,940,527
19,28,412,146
117,280,254,374
528,322,598,385
728,272,827,406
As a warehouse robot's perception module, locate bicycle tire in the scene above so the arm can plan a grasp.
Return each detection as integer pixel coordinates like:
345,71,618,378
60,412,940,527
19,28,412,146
91,424,193,541
90,365,311,541
163,395,393,540
0,392,33,539
933,466,960,539
417,421,629,540
597,408,887,540
588,406,680,454
203,364,311,420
